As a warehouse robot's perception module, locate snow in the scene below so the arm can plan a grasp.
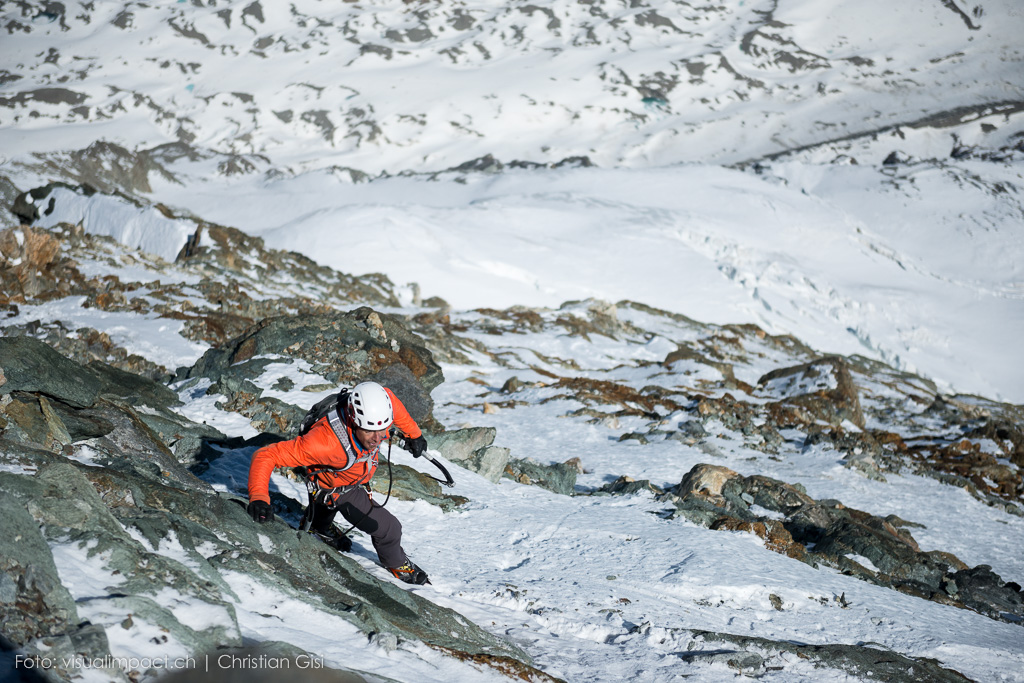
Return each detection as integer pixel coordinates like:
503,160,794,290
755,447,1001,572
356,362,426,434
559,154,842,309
50,538,126,598
0,463,39,476
247,356,338,407
846,554,881,573
32,187,195,263
139,162,1024,404
170,378,259,441
67,444,105,468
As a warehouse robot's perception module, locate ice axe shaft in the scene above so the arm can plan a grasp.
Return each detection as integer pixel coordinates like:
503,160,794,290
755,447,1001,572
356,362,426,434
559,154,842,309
425,450,455,487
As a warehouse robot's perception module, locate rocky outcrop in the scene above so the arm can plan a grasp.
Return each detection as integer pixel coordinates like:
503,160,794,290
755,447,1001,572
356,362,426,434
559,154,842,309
0,223,94,305
759,356,866,429
1,335,222,476
442,300,1024,517
0,342,539,681
652,463,1024,624
368,462,469,512
0,214,402,360
183,308,444,436
0,174,21,228
504,457,580,496
427,427,510,483
675,629,973,682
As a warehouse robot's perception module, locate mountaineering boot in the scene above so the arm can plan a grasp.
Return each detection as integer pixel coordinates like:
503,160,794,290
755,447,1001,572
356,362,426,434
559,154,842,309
310,524,352,552
388,561,430,585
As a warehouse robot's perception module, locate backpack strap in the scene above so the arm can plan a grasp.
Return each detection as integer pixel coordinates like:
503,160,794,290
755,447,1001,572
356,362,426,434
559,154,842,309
300,392,378,494
326,402,370,473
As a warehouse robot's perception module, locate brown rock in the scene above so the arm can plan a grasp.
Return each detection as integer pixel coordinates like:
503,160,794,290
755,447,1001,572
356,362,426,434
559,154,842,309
759,356,865,429
674,464,739,505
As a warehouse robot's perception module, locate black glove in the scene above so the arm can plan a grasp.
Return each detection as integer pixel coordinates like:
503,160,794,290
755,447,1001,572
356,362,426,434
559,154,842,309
408,435,428,459
247,500,274,524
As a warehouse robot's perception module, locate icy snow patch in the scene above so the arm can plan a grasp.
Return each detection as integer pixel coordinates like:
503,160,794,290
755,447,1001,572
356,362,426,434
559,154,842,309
34,187,195,263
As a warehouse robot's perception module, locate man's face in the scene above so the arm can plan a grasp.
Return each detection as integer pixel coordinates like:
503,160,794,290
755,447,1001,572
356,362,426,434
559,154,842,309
353,426,389,450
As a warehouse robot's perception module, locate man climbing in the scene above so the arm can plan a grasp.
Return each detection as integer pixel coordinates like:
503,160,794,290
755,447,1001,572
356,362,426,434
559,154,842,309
246,381,431,585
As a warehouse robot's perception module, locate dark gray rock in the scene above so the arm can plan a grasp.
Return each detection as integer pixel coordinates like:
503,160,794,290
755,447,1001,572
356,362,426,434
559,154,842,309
0,338,221,466
43,397,116,442
0,490,80,648
87,360,181,409
501,376,523,393
660,463,1024,624
597,476,663,496
678,420,708,439
0,175,22,229
504,457,578,496
369,462,468,511
952,565,1024,623
685,630,972,682
428,426,496,459
427,427,509,483
0,336,103,408
185,308,443,436
676,648,765,675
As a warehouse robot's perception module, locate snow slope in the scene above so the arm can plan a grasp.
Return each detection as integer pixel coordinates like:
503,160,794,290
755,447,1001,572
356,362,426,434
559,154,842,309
43,290,1020,683
2,1,1022,401
1,0,1022,171
149,158,1024,403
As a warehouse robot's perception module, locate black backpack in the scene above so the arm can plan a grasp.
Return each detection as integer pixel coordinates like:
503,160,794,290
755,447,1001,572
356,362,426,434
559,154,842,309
298,389,349,437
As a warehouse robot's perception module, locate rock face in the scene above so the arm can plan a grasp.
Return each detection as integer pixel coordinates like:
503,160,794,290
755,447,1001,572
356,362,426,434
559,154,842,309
0,341,537,681
368,461,469,512
183,308,444,436
0,222,92,305
653,463,1024,623
1,335,222,478
677,629,973,683
0,212,402,374
427,427,510,483
504,457,580,496
759,356,866,429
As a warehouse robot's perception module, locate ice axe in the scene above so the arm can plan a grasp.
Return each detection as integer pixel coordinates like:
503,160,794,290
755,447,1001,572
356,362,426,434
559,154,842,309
399,438,455,487
423,448,456,488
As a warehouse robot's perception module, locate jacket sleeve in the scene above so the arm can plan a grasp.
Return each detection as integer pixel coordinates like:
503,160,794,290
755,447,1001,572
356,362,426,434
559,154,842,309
386,388,422,439
247,421,340,504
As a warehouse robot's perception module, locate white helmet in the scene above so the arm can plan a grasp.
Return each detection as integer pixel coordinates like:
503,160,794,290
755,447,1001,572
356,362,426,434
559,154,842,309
347,381,394,430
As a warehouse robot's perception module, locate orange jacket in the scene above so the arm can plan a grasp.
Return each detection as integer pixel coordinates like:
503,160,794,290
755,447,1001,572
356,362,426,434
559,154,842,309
247,387,422,505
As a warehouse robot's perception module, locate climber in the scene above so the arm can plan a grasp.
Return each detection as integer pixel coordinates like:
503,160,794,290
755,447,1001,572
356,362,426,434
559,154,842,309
246,381,431,585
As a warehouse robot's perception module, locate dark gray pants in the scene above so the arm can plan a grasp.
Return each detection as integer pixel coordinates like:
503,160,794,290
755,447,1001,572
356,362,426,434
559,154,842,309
308,487,407,569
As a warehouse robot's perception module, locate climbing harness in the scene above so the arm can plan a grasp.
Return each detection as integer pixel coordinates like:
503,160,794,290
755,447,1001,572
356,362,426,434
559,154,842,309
298,436,395,535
